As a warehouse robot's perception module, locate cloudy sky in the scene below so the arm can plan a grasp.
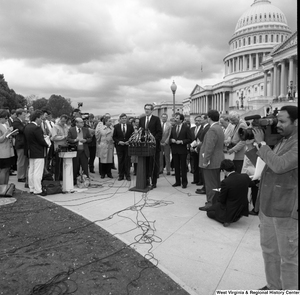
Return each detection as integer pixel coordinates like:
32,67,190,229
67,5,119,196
0,0,297,116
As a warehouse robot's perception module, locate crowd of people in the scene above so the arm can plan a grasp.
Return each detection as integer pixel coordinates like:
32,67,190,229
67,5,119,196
0,103,297,290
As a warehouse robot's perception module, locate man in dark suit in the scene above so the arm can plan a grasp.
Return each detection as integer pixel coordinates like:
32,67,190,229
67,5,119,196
139,104,162,189
67,117,92,185
169,113,192,189
24,110,49,196
113,113,134,181
206,159,251,227
199,110,225,211
12,109,28,183
195,113,210,194
190,115,203,185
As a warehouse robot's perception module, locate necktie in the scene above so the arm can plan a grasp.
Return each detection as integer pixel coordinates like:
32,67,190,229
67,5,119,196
176,125,180,136
122,124,126,135
162,122,165,132
78,128,81,133
146,117,149,129
195,126,198,136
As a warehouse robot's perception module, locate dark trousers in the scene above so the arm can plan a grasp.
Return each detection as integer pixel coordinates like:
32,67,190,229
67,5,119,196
117,148,131,178
88,145,96,170
146,150,160,185
54,151,63,181
172,153,188,186
73,150,89,183
191,151,199,183
99,160,112,177
202,168,221,206
233,160,244,174
249,180,259,208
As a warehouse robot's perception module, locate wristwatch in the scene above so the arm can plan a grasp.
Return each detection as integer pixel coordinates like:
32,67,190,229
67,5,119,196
255,141,266,149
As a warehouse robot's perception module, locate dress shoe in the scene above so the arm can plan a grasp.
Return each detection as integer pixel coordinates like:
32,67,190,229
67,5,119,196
159,171,163,174
249,209,258,216
182,184,187,189
223,222,230,227
9,172,16,176
258,286,270,290
118,176,124,181
90,169,95,173
151,184,156,189
126,177,131,181
34,191,47,197
199,205,210,211
18,178,26,183
24,184,29,188
195,189,206,194
172,183,181,187
101,175,105,179
191,181,197,184
166,172,170,175
196,182,203,186
107,174,113,178
171,173,175,176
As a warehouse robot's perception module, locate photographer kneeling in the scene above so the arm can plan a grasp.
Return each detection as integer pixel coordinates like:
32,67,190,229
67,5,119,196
253,105,298,290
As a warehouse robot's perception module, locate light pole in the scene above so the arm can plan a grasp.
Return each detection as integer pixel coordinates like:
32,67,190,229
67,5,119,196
170,80,177,116
239,91,245,109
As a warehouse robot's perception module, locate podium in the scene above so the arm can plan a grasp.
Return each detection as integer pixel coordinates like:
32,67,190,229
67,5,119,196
59,151,77,192
128,143,155,193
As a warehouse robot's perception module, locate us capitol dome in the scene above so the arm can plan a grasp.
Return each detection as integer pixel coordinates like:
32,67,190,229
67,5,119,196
223,0,292,80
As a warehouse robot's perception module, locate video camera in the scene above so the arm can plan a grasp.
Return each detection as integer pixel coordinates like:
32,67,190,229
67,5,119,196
238,112,282,147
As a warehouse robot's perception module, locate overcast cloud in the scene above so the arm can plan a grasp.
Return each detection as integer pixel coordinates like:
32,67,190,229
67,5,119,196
0,0,297,116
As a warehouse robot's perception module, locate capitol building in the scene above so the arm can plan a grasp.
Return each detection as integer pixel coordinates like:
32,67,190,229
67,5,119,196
154,0,298,120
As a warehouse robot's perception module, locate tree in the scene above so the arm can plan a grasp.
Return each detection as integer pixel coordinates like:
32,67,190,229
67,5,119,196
32,97,48,111
0,74,26,110
47,94,73,118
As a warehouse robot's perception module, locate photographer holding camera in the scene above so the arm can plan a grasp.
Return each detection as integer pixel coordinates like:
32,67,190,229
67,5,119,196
253,105,298,290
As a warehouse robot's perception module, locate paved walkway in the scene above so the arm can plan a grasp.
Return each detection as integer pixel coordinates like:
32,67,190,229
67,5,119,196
11,164,266,295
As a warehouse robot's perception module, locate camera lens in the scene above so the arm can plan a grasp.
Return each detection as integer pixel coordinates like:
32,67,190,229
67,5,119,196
238,127,254,141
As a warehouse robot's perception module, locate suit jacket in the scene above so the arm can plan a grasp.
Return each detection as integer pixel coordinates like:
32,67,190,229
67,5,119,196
139,115,162,152
161,121,172,145
24,123,48,158
195,124,210,153
113,123,134,151
67,126,91,158
208,172,251,223
12,117,26,150
169,123,192,154
257,133,298,219
199,122,224,169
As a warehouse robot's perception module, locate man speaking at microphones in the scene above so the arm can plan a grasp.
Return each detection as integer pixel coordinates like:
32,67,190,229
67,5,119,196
139,104,162,189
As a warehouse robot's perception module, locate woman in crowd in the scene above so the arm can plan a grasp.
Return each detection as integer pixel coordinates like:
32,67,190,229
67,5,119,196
0,109,15,184
96,117,114,178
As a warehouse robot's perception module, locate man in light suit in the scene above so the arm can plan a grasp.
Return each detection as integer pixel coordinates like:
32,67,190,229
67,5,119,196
206,159,251,226
227,111,247,173
24,110,49,196
170,113,192,189
139,103,162,189
67,117,92,185
199,110,225,211
113,113,134,181
159,113,172,176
